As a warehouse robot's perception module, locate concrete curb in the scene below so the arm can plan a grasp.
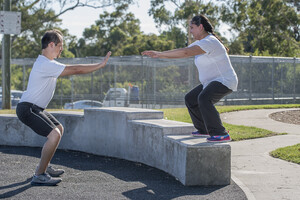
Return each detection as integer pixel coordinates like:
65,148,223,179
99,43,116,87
231,174,256,200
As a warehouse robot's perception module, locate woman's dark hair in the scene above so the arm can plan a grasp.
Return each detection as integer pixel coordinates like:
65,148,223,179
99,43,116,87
41,29,63,49
191,15,229,53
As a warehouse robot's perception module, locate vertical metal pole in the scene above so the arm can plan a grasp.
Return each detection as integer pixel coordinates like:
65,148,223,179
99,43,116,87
2,0,12,109
188,63,192,88
249,55,252,103
60,78,63,108
90,59,94,100
153,65,156,108
71,76,74,106
272,58,275,104
141,56,144,108
293,58,296,103
145,60,149,108
100,68,103,101
114,65,116,106
280,64,283,104
22,65,26,91
91,72,94,99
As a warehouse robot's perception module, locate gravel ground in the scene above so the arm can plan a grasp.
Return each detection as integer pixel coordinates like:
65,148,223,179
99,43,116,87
269,109,300,125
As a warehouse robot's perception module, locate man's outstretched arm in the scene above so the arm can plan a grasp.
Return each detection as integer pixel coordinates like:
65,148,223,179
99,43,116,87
59,51,111,77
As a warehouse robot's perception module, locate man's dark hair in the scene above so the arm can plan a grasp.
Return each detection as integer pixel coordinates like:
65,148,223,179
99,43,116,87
41,29,63,49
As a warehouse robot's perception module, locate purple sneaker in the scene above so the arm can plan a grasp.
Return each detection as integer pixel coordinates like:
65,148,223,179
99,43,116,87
192,130,209,137
206,134,231,143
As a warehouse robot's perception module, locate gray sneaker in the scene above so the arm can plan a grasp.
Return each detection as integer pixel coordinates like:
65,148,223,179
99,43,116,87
46,166,65,177
31,173,62,186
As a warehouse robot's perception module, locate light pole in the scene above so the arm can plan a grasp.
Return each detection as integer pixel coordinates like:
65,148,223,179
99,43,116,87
2,0,11,109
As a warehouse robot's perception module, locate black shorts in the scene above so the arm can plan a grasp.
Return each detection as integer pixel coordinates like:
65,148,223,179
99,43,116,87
16,102,61,137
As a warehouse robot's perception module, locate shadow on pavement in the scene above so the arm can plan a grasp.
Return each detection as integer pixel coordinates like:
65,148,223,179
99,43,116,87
0,178,32,198
0,145,246,200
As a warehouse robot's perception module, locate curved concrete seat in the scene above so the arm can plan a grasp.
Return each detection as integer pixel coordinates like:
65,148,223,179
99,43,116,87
0,107,230,186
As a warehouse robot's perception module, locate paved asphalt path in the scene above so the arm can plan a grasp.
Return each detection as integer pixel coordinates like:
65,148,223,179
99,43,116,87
0,145,246,200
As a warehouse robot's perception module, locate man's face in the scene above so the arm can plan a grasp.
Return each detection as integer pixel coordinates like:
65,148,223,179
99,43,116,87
54,41,63,58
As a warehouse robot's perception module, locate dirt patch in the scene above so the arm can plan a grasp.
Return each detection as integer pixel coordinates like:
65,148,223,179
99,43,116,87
269,110,300,125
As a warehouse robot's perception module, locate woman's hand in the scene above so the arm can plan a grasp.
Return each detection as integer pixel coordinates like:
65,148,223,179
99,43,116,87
141,51,161,58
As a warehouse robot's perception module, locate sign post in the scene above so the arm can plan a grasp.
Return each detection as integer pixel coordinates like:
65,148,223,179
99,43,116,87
1,0,21,109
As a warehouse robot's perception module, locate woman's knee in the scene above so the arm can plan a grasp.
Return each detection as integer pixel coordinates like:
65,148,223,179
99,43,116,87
198,93,209,107
185,91,198,107
185,85,203,107
184,93,192,105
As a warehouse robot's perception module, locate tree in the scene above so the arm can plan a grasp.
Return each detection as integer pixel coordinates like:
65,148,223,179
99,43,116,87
0,0,136,58
75,4,175,57
148,0,222,44
159,27,187,48
219,0,300,57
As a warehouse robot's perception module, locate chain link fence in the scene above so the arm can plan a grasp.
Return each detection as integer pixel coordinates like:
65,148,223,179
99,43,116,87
2,55,300,109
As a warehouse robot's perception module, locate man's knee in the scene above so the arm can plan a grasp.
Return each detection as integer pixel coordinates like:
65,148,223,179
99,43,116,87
47,128,62,142
57,124,64,136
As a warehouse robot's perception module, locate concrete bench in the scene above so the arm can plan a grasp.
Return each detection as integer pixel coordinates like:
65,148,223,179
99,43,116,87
0,107,230,186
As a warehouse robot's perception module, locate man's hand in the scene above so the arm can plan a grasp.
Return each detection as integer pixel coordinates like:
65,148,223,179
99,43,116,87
100,51,112,68
60,51,112,77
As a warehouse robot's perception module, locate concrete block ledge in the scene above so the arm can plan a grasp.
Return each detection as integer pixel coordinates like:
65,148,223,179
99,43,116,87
0,107,230,186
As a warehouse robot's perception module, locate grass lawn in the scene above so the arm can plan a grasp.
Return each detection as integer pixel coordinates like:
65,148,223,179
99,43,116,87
270,144,300,164
160,104,300,141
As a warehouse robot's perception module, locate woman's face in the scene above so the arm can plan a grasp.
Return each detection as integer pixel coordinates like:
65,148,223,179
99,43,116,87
189,22,202,40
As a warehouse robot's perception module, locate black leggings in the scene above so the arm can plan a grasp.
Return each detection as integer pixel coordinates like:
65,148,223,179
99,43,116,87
185,81,232,136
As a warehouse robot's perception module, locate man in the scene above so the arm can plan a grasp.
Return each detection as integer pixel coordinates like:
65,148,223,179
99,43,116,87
16,29,111,186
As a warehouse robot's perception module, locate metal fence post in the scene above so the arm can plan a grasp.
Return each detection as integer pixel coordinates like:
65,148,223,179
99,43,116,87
22,65,26,91
188,63,193,87
141,56,145,108
100,68,103,101
280,63,283,103
272,58,275,104
114,64,117,106
145,61,150,108
60,78,63,108
91,59,94,98
71,76,74,105
293,57,296,103
153,65,156,108
249,55,252,102
91,72,94,98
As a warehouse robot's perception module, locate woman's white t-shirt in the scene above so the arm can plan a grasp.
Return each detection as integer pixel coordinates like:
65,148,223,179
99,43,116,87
20,55,66,108
188,34,238,91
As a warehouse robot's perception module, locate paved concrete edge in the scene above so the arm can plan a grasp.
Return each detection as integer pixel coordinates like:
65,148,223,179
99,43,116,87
231,174,256,200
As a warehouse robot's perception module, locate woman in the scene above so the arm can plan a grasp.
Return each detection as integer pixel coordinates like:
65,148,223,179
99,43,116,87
142,14,238,142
